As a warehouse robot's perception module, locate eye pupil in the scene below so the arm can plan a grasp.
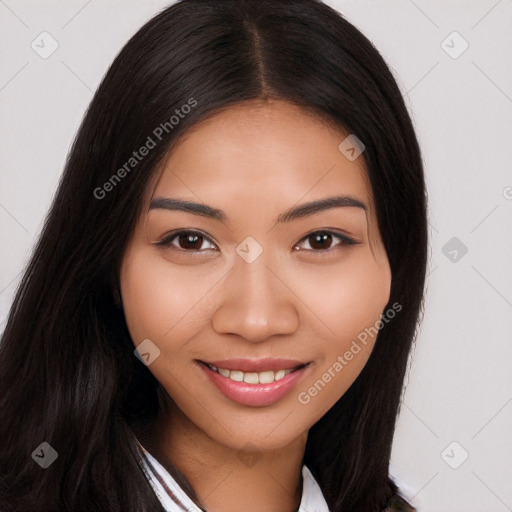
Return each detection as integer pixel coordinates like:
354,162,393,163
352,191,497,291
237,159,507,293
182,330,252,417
179,233,203,250
309,232,332,250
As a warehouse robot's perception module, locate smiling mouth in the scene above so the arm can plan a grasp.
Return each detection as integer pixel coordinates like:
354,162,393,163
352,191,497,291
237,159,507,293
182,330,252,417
197,358,312,407
203,362,308,384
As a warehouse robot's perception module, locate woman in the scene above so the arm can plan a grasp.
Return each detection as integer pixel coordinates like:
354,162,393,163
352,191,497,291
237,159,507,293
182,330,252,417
0,0,427,510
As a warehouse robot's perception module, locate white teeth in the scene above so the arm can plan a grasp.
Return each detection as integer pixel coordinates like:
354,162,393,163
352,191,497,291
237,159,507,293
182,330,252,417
229,370,244,382
275,369,286,381
209,365,296,384
243,372,259,384
258,370,275,384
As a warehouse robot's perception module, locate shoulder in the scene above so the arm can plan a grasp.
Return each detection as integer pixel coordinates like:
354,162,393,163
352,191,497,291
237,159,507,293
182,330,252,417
382,493,416,511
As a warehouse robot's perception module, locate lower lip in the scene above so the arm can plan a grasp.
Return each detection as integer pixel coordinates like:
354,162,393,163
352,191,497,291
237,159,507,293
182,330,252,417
199,363,310,407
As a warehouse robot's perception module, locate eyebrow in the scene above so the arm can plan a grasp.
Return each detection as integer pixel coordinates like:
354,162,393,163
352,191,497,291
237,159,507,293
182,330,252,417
149,195,367,224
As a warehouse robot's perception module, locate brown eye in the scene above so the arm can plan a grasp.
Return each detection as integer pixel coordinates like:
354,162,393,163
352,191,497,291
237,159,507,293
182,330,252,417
156,231,217,251
177,232,204,250
308,232,334,250
293,230,358,252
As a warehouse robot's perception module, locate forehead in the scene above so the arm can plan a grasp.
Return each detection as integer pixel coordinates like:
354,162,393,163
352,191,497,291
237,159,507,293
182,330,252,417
150,99,373,213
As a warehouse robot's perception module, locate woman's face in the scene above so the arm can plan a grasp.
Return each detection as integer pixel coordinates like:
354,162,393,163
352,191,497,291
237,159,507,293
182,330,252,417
120,99,391,451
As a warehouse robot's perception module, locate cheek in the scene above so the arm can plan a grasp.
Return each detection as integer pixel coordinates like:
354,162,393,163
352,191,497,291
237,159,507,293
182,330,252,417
293,252,391,344
119,250,196,347
292,251,391,407
332,266,390,341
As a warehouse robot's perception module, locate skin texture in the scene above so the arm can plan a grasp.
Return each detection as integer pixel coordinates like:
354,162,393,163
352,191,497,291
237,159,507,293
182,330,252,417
120,99,391,512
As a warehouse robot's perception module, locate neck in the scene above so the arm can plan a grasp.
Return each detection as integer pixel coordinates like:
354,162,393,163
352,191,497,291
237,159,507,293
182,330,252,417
137,394,307,512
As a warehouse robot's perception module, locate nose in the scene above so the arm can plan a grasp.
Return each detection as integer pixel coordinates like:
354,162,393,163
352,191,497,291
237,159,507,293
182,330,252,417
211,256,300,343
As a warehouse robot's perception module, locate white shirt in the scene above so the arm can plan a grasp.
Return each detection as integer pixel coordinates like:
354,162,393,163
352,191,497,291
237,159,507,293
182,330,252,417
137,441,330,512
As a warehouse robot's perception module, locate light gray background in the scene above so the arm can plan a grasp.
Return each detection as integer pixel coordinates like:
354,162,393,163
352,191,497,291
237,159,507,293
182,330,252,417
1,1,511,510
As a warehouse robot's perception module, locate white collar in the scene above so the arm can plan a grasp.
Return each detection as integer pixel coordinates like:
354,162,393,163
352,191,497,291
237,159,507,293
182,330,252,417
137,442,330,512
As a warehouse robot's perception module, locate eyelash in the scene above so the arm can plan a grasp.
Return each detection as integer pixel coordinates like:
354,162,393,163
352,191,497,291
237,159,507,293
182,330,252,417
155,229,359,254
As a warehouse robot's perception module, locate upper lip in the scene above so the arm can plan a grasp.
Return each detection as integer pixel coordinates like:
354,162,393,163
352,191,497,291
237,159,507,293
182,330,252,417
202,358,308,372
